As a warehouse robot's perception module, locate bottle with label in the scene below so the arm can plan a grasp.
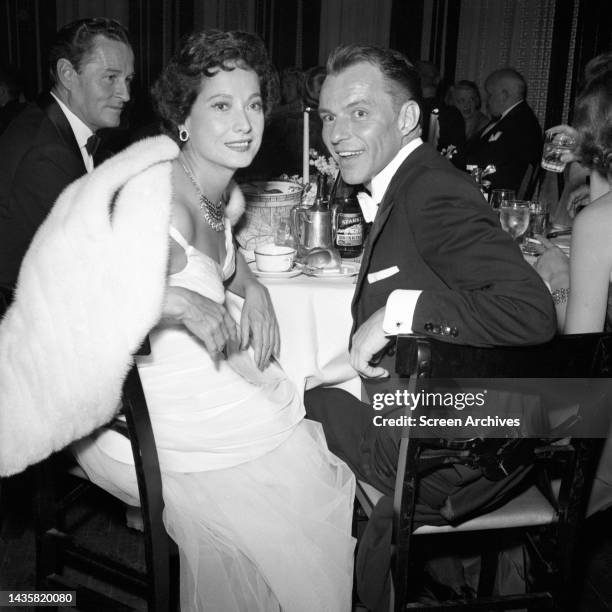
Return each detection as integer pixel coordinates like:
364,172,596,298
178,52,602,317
333,185,364,258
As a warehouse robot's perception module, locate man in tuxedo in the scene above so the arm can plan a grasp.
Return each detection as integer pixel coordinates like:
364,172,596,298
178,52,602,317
0,18,134,293
305,44,555,607
463,67,542,191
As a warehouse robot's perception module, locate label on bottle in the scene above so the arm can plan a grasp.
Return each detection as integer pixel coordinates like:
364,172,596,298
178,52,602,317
336,213,363,246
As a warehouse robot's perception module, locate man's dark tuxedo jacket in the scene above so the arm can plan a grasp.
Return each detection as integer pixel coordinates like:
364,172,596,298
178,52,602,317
337,143,555,610
463,100,542,192
0,93,87,289
353,141,555,356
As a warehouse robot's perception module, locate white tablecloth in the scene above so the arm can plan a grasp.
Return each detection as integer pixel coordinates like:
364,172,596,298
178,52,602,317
254,273,361,399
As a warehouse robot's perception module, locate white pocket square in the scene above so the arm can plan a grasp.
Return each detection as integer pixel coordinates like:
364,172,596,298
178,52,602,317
367,266,399,284
488,131,502,142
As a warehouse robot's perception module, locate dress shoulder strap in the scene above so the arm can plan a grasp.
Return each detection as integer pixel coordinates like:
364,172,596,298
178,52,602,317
169,225,190,251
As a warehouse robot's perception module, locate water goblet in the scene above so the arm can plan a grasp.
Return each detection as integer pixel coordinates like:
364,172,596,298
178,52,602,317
490,188,516,213
499,200,531,243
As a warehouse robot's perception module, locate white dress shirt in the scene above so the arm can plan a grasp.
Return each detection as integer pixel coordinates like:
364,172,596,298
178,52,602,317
50,92,95,173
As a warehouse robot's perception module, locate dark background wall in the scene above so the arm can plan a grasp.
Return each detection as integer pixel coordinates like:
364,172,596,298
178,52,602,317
1,0,610,131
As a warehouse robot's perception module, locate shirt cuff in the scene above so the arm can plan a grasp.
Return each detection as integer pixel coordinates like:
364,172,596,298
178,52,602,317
382,289,422,334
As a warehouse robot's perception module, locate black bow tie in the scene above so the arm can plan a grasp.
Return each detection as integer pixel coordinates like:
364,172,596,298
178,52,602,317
85,134,101,157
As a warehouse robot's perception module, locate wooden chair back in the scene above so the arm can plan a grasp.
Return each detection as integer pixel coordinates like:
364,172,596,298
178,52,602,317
35,342,179,611
388,332,612,611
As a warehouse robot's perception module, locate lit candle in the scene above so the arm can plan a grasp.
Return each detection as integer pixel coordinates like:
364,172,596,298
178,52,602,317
303,106,310,185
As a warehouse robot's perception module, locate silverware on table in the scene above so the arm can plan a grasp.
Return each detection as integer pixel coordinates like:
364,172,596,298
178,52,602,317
546,229,572,239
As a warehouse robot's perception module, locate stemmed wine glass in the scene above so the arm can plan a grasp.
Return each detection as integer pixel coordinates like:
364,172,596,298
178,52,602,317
499,200,531,243
489,188,516,213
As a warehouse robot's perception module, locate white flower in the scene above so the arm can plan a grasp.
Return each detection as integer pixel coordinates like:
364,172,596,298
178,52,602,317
441,144,457,160
309,150,339,178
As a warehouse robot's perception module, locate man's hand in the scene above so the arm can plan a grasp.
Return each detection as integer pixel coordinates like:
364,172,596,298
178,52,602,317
241,280,280,370
350,307,391,379
163,286,238,356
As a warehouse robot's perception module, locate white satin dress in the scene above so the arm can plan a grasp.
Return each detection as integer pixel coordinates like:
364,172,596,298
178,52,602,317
73,219,356,612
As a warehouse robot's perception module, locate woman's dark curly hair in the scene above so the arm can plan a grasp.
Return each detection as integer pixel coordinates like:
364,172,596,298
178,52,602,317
574,69,612,176
152,30,274,145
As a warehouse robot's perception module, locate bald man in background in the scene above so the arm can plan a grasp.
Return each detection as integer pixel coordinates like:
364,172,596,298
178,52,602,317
463,67,542,191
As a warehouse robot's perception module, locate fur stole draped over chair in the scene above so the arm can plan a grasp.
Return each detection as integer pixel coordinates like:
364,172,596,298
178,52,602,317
0,134,247,477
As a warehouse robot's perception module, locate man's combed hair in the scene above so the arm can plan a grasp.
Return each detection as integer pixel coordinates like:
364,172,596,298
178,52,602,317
49,18,131,87
325,44,422,113
574,69,612,176
152,30,274,145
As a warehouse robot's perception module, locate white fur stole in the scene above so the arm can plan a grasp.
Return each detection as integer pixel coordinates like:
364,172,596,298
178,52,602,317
0,135,179,476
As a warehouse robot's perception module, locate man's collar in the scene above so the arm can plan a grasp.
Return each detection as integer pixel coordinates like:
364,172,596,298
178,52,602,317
369,138,423,204
50,92,94,151
498,99,524,121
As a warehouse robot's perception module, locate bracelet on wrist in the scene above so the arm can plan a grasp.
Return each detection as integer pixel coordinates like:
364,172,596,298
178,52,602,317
551,287,570,305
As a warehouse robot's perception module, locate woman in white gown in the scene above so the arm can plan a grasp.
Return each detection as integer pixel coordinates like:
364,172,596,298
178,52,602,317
73,30,355,611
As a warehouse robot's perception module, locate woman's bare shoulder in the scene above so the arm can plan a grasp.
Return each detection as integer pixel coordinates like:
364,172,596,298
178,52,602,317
573,189,612,245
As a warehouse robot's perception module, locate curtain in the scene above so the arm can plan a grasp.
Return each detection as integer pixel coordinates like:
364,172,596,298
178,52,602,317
195,0,256,31
318,0,392,65
455,0,556,127
55,0,129,27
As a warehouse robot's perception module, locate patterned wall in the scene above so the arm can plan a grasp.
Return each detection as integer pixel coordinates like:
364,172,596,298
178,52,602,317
454,0,557,128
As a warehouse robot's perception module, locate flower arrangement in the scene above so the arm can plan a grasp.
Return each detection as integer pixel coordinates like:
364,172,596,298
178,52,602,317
440,144,458,160
309,149,339,179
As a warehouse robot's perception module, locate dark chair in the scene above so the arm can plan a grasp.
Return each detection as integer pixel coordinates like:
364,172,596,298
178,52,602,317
356,332,612,611
517,163,543,201
34,346,179,611
0,286,13,531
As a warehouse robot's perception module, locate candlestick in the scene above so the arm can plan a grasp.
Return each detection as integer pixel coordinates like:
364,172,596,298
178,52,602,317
302,106,310,185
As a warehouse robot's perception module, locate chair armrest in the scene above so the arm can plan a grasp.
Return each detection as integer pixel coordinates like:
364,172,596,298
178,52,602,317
395,332,612,379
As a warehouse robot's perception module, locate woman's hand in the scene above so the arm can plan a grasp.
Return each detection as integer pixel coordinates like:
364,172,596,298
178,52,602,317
532,235,570,289
163,286,238,355
241,280,280,370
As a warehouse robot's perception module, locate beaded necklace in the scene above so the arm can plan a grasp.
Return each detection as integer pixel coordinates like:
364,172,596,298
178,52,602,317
179,161,225,232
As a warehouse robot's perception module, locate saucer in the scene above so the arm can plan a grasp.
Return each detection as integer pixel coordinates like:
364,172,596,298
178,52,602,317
248,262,302,278
303,262,360,278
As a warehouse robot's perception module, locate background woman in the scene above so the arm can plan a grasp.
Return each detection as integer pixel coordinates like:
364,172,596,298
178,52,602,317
451,79,489,142
535,69,612,332
535,67,612,517
73,30,355,611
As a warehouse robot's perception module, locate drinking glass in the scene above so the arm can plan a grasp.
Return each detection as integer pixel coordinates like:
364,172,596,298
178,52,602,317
520,200,550,255
499,200,531,242
541,132,576,173
490,189,516,213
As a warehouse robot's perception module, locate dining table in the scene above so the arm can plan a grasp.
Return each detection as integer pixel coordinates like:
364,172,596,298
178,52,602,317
229,261,362,401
